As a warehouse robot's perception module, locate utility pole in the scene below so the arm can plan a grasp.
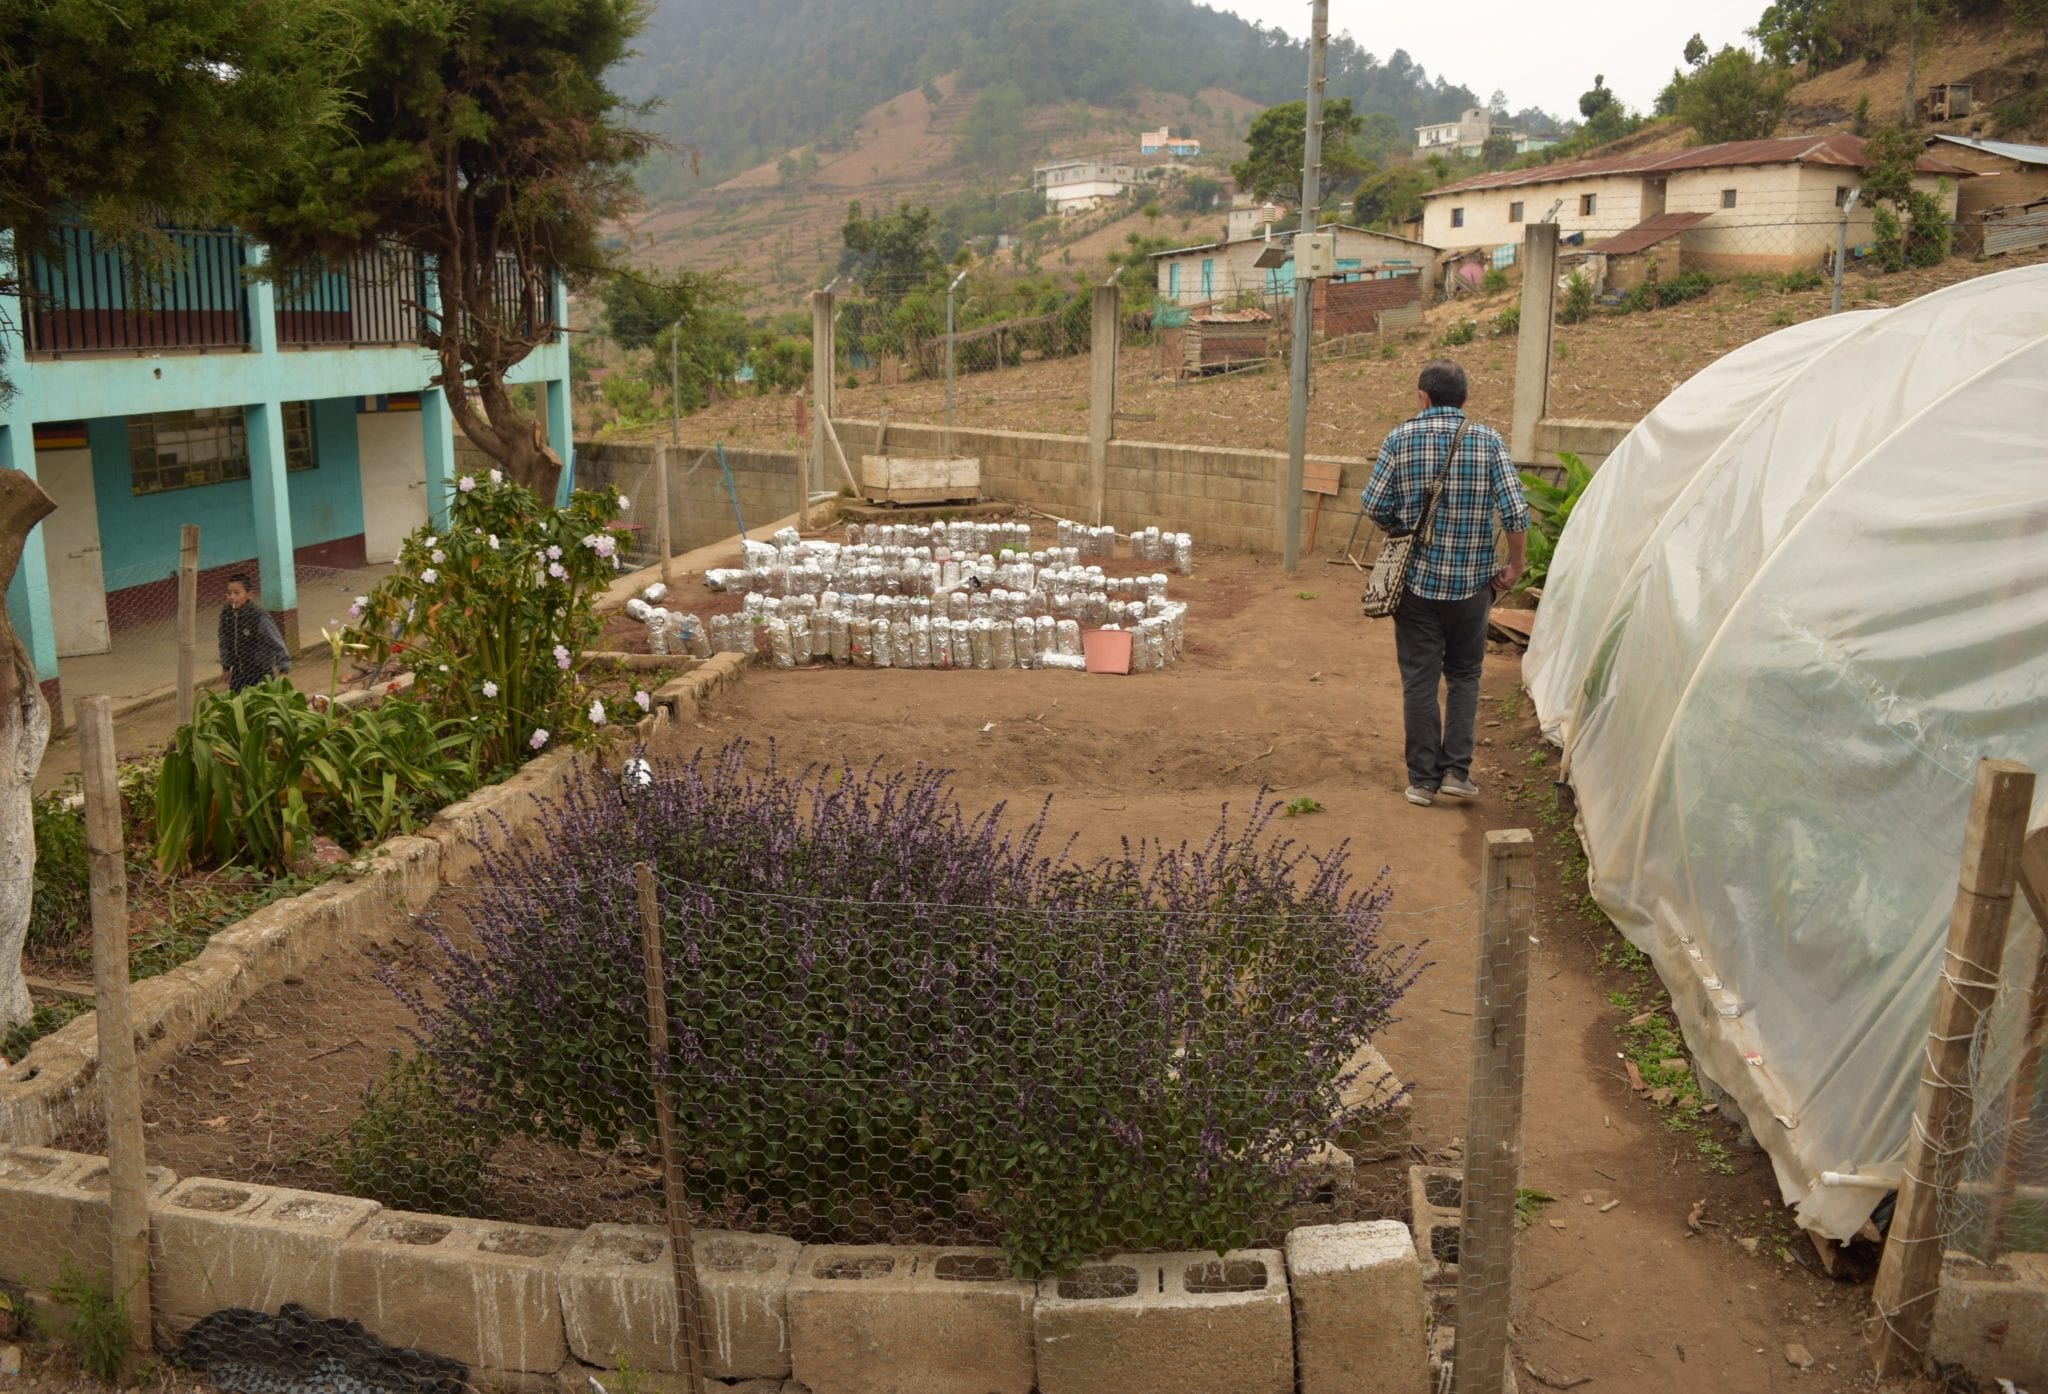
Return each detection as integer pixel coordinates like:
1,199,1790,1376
1831,189,1861,315
1282,0,1329,574
945,268,968,433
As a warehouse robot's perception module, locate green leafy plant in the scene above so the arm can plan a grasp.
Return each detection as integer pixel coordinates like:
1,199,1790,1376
1480,267,1509,294
1557,270,1595,324
1282,796,1324,817
1776,268,1824,293
1295,590,1318,601
1517,449,1594,594
347,473,628,772
1491,304,1520,336
28,791,90,954
333,1052,494,1217
1439,318,1476,346
1514,1187,1556,1228
49,1259,128,1383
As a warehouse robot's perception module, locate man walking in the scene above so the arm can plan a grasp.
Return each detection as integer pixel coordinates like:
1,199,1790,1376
1361,359,1529,807
218,573,292,693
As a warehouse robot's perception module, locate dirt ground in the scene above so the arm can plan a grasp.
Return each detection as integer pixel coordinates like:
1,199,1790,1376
76,543,1955,1394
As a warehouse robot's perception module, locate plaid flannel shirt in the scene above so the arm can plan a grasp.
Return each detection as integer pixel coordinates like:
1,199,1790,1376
1361,407,1530,601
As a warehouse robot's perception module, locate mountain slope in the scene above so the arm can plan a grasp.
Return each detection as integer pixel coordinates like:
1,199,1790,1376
615,0,1522,190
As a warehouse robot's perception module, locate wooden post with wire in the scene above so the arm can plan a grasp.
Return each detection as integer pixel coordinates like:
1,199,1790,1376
1977,825,2048,1261
1872,759,2035,1378
79,694,152,1363
175,525,200,722
636,862,708,1384
1452,828,1535,1394
655,445,674,590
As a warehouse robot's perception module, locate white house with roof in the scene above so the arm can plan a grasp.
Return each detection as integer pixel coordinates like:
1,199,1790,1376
1421,133,1971,272
1417,107,1554,156
1140,129,1202,158
1032,160,1141,216
1151,224,1439,306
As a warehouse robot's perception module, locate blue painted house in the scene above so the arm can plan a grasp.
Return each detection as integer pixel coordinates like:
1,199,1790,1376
1,225,572,713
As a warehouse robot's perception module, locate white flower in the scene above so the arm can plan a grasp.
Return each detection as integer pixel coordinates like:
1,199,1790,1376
438,664,450,673
546,545,563,560
622,757,654,788
425,536,438,548
588,699,606,726
489,469,503,485
548,561,567,580
457,475,476,493
618,494,632,510
482,680,500,698
529,727,550,750
348,595,368,619
553,644,571,670
634,689,652,712
419,568,440,584
430,548,445,564
487,534,500,550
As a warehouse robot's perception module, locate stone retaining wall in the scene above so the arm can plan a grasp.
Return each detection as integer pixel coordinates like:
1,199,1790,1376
0,1145,1427,1393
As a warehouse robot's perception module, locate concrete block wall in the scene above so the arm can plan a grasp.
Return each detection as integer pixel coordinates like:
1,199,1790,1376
1033,1249,1295,1394
1531,417,1633,472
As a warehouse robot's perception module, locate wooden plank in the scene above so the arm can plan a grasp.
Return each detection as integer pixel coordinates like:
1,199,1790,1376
25,974,94,1002
817,410,860,492
1872,761,2035,1378
79,695,151,1364
1453,829,1536,1394
1301,460,1343,495
175,525,199,722
1982,824,2048,1259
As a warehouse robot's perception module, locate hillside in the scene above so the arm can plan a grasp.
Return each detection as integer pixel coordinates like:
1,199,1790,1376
1780,16,2048,138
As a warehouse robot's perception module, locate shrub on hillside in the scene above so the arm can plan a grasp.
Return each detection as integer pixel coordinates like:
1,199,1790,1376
402,746,1418,1277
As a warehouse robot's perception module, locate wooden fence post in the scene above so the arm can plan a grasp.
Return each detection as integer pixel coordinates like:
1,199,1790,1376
1982,827,2048,1260
78,694,152,1362
636,863,708,1385
1872,759,2035,1377
175,525,199,722
811,291,835,515
1088,284,1120,528
1509,224,1559,465
654,445,674,590
1452,828,1536,1394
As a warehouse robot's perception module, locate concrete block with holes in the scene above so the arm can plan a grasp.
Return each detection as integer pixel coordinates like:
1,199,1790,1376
1032,1249,1292,1394
336,1211,571,1373
788,1245,1035,1394
558,1224,799,1381
1931,1250,2048,1391
1408,1164,1462,1285
1285,1222,1427,1394
0,1146,178,1291
150,1178,380,1336
1334,1043,1413,1162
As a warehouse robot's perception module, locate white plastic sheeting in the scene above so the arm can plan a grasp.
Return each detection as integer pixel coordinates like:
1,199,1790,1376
1524,265,2048,1240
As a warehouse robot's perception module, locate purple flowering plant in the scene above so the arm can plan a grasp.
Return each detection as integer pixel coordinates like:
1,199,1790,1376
399,742,1419,1277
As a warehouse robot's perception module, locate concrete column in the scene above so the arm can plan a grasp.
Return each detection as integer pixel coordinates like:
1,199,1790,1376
546,376,573,506
1088,285,1119,527
244,402,299,648
1,423,60,707
1509,223,1560,464
245,245,281,355
811,290,835,501
422,387,457,529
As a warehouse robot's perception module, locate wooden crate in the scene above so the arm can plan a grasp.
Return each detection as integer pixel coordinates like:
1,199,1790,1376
859,454,981,505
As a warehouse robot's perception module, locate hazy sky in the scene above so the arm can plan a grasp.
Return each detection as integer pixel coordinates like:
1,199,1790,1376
1214,0,1769,123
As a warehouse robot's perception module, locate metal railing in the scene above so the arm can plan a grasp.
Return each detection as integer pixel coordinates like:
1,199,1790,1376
20,224,251,354
275,242,428,348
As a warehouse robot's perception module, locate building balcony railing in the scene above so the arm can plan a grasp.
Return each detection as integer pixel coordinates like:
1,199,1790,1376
20,223,252,355
275,241,430,348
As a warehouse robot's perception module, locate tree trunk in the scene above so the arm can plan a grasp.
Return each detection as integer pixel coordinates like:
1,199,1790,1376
1,470,58,1031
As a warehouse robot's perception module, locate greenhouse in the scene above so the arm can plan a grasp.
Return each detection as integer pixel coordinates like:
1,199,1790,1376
1525,264,2048,1240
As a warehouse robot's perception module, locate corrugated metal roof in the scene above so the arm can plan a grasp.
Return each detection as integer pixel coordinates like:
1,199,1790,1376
1926,133,2048,168
1149,222,1440,259
1426,133,1976,199
1585,211,1714,256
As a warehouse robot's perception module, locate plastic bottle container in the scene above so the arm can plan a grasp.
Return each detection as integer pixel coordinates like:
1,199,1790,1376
1011,616,1036,669
909,616,930,668
872,617,893,668
849,616,873,667
808,611,829,660
949,620,973,669
828,611,850,663
1056,618,1082,657
992,619,1015,669
970,618,994,669
767,617,794,669
892,617,914,668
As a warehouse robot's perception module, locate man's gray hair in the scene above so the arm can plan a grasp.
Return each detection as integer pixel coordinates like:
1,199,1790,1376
1418,358,1468,408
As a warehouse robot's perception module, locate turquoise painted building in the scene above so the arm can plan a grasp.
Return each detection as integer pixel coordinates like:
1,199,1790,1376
1,227,572,711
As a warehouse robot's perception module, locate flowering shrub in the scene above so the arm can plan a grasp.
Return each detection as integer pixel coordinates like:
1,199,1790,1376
347,474,629,773
396,744,1418,1277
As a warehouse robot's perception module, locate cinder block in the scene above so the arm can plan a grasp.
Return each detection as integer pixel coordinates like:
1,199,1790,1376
1932,1250,2048,1391
125,953,248,1072
0,1042,96,1150
1285,1222,1426,1394
1033,1250,1292,1394
1407,1165,1462,1285
559,1224,798,1381
789,1245,1034,1394
1334,1044,1413,1163
150,1178,379,1336
338,1211,571,1372
0,1147,178,1290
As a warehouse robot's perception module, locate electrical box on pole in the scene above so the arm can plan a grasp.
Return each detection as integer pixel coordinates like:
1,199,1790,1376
1295,232,1337,281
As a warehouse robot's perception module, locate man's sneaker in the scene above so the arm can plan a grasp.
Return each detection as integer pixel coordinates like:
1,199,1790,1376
1405,785,1436,806
1440,775,1479,800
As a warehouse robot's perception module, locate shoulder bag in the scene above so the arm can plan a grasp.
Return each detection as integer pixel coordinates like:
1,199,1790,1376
1360,417,1472,619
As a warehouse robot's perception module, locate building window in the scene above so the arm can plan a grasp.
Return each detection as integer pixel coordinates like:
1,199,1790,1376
1200,258,1214,297
1579,193,1597,216
1451,207,1466,228
1721,188,1738,208
1509,201,1524,223
1168,263,1180,300
1836,185,1851,207
127,403,316,496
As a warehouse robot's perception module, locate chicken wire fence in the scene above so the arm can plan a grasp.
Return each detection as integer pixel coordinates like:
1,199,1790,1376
1,747,1507,1390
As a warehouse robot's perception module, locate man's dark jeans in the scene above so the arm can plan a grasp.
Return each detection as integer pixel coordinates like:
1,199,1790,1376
1392,586,1493,791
